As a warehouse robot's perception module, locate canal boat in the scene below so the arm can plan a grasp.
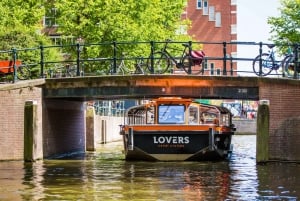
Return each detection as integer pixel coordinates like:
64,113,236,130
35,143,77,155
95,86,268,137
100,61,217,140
119,97,236,161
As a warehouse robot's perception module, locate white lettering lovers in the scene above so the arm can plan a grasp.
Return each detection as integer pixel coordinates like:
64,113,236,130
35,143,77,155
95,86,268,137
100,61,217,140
153,136,189,144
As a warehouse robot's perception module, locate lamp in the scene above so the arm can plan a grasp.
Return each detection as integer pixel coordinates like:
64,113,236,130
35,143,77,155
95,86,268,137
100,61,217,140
76,37,84,76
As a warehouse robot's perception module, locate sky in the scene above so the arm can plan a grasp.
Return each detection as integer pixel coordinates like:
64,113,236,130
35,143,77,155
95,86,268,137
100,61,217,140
237,0,281,73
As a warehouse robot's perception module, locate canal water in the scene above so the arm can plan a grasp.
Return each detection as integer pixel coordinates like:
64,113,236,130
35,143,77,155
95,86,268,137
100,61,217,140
0,135,299,201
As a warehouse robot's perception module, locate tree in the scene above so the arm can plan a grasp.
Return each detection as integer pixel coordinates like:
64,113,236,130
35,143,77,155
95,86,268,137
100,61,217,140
268,0,300,45
52,0,192,73
0,0,62,79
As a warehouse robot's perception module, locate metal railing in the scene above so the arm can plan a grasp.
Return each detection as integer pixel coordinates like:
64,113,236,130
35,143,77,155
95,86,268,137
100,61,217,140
0,40,299,83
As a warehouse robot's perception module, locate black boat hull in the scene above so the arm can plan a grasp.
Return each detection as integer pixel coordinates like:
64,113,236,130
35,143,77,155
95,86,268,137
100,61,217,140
123,130,233,161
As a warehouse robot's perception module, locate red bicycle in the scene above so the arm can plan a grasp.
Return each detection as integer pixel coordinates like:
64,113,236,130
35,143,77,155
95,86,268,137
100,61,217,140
148,40,205,74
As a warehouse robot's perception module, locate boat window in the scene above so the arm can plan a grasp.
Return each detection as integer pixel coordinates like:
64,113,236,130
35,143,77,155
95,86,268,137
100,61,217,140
201,112,218,124
158,105,185,124
189,106,199,124
220,113,230,126
146,106,155,124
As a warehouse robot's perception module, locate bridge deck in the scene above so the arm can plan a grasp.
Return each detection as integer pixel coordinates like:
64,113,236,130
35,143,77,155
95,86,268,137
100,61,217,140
42,75,263,100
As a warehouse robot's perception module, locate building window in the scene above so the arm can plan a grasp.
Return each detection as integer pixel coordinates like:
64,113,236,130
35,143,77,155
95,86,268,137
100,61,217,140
210,63,215,75
203,59,208,70
197,0,202,9
44,7,58,27
231,52,237,58
231,24,237,34
49,36,75,47
203,0,208,15
208,6,215,21
176,25,187,35
215,12,221,27
216,68,221,75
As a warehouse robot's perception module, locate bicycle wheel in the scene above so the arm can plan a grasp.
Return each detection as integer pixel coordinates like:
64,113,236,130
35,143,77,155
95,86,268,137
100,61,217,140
252,53,273,76
66,65,77,77
17,65,31,80
133,58,146,74
147,52,170,74
282,55,295,77
182,55,204,75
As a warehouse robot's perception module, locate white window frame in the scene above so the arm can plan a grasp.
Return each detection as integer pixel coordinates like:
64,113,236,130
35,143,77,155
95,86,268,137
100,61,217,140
203,0,208,15
208,6,215,21
43,7,59,27
196,0,202,9
215,12,221,27
231,24,237,34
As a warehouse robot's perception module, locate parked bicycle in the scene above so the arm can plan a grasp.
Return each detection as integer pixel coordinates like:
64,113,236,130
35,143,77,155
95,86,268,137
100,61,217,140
147,40,205,75
47,63,77,78
252,44,282,76
282,44,300,78
107,53,146,75
0,60,31,81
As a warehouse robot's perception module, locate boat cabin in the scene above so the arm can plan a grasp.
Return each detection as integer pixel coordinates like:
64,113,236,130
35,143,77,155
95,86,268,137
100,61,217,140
126,97,233,128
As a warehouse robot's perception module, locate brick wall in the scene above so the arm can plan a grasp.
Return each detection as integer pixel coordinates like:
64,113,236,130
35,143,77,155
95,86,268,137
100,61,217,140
43,99,85,158
259,80,300,161
184,0,237,75
0,82,43,160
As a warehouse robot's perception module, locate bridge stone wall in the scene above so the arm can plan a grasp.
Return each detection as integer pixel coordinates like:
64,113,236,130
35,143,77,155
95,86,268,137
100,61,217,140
259,79,300,161
0,80,43,160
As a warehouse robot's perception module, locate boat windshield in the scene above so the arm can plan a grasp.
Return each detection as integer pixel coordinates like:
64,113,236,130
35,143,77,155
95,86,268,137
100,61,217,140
158,105,185,124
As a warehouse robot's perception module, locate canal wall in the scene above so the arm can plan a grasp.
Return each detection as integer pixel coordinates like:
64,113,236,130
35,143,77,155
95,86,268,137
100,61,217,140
259,80,300,162
0,80,44,160
94,116,123,143
233,119,256,134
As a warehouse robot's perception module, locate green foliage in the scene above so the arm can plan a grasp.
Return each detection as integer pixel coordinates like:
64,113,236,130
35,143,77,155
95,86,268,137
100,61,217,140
268,0,300,50
53,0,192,73
0,0,193,77
0,1,62,79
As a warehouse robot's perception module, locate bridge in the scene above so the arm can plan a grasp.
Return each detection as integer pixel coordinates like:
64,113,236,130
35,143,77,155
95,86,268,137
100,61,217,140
43,75,259,100
1,75,300,163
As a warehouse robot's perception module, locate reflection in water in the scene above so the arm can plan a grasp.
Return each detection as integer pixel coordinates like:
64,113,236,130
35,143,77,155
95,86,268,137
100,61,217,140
0,135,299,200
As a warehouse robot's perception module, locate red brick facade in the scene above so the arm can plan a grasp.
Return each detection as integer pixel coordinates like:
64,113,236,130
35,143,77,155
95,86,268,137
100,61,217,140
184,0,237,75
0,84,43,160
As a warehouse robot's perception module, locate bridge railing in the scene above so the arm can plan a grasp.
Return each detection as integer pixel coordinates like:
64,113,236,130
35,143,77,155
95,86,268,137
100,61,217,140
0,40,299,83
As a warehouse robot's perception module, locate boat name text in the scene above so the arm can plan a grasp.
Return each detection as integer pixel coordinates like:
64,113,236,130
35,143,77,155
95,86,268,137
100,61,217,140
153,136,189,144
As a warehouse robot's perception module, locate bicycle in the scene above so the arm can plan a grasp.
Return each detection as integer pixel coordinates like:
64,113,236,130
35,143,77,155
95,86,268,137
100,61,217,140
252,44,282,76
47,63,77,78
282,44,300,78
147,40,205,75
0,60,31,81
107,53,146,75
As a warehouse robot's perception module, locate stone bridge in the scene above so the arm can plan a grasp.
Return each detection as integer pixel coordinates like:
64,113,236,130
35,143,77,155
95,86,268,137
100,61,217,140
0,75,299,162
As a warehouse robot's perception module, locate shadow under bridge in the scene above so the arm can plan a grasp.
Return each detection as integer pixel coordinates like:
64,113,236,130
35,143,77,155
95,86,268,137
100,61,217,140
43,75,259,100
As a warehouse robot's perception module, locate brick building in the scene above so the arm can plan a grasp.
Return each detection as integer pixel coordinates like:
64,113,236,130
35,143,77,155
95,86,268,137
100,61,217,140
183,0,237,75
